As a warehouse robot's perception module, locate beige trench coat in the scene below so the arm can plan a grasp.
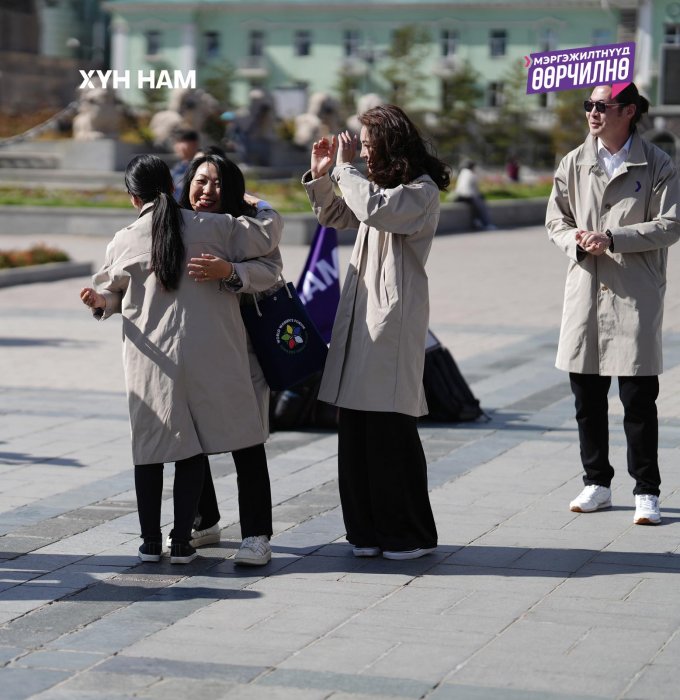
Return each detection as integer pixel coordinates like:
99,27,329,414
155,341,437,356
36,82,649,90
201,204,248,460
303,164,440,417
546,133,680,376
93,204,283,464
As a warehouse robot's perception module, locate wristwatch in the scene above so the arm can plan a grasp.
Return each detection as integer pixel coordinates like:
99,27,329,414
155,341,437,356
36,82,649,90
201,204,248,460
605,230,614,252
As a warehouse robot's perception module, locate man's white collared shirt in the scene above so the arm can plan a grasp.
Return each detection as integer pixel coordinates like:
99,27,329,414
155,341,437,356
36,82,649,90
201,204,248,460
597,134,633,180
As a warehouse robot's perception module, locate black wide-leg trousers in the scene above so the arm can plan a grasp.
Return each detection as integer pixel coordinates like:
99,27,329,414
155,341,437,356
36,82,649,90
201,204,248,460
337,407,437,552
569,373,660,496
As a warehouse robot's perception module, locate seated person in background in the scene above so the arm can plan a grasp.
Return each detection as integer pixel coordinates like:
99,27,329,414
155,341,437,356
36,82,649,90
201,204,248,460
453,158,496,230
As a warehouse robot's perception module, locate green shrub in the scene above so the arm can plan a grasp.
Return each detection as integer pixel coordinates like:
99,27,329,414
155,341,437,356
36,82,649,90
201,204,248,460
0,244,70,269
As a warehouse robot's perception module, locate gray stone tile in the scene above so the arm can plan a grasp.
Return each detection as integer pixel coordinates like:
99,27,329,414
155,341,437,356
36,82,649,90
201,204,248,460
0,668,69,700
260,667,433,698
14,649,105,671
430,684,607,700
92,655,265,683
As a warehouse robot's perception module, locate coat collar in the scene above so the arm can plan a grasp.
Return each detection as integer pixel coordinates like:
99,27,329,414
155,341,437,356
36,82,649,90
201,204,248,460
576,132,648,169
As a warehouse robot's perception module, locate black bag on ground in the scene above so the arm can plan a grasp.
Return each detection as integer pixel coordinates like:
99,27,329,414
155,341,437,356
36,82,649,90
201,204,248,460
422,344,483,422
269,372,338,431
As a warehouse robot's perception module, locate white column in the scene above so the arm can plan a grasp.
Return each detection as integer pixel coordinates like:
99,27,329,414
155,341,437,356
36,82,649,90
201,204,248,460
111,17,129,77
634,0,653,91
181,23,197,74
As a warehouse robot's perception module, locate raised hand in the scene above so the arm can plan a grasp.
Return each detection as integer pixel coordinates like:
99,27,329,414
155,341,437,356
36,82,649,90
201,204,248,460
336,130,358,166
311,136,338,179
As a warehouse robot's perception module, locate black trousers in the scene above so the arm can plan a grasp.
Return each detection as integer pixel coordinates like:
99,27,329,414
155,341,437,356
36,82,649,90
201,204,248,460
134,453,206,544
569,373,660,496
337,408,437,551
196,443,273,539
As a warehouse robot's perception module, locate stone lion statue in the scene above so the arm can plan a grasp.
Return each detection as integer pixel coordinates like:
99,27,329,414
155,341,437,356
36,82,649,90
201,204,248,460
293,92,341,148
149,88,221,149
346,93,384,134
72,84,126,141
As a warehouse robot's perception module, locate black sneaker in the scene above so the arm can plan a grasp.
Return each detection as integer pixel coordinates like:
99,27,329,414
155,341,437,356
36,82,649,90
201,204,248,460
170,541,198,564
138,541,163,562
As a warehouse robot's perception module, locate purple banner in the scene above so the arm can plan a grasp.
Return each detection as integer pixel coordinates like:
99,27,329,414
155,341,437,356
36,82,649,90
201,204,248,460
296,224,340,345
526,42,635,95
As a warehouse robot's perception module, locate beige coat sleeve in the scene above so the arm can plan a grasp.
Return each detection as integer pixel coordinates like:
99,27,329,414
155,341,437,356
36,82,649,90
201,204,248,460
545,158,583,263
302,170,361,230
608,159,680,253
219,208,284,261
332,164,437,235
231,247,283,293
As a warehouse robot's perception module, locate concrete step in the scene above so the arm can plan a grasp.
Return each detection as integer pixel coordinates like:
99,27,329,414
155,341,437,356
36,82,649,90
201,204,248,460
0,152,61,169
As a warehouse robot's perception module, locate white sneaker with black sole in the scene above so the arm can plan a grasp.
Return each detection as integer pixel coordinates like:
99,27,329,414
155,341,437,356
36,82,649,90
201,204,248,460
234,536,271,566
569,485,612,513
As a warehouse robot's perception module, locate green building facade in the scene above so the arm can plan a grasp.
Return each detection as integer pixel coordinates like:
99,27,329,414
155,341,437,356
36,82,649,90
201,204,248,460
101,0,680,113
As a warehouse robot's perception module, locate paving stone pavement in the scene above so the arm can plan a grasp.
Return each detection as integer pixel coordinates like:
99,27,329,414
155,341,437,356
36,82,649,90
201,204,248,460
1,224,680,700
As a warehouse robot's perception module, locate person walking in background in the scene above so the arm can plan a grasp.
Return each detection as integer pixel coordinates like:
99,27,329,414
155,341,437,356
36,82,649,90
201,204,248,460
546,82,680,525
172,153,282,566
302,105,448,560
170,129,200,200
80,155,282,564
452,158,496,230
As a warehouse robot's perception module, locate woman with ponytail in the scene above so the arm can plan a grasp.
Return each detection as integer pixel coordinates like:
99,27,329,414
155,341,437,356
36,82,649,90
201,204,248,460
80,154,282,564
154,153,282,567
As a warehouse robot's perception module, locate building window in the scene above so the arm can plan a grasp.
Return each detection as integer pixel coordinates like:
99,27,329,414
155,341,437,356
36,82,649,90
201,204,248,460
204,31,220,59
618,9,637,42
145,30,161,56
441,29,458,57
488,81,504,107
343,29,361,57
294,30,312,57
489,30,506,57
539,28,557,53
664,24,680,44
249,30,265,57
592,29,611,46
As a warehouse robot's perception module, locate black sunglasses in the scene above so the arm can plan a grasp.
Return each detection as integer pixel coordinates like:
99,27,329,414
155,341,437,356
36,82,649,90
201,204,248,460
583,100,625,113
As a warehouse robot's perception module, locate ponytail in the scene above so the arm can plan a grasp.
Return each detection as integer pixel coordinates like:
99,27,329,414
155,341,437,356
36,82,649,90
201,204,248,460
125,154,185,291
151,191,184,291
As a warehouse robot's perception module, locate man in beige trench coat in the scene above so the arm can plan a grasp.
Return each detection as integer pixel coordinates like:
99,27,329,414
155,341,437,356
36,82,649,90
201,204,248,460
546,82,680,524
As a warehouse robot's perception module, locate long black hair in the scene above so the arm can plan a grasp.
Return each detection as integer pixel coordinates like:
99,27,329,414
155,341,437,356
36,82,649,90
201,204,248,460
179,154,257,217
359,104,450,191
124,154,184,291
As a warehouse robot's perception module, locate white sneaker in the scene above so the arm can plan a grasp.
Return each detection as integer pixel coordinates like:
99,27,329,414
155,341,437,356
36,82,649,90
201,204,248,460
382,547,436,560
165,522,221,548
352,546,381,557
634,494,661,525
190,523,221,547
569,485,612,513
234,535,271,566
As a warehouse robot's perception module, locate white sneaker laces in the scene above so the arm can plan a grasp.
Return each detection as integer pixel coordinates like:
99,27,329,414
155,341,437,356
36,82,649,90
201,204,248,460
240,536,269,555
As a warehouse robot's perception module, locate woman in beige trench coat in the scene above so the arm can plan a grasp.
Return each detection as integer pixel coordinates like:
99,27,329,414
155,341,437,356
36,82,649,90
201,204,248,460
167,153,283,566
302,105,450,560
80,155,282,564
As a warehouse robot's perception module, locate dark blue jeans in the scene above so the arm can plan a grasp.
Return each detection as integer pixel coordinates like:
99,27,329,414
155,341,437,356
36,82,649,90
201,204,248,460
569,373,660,496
